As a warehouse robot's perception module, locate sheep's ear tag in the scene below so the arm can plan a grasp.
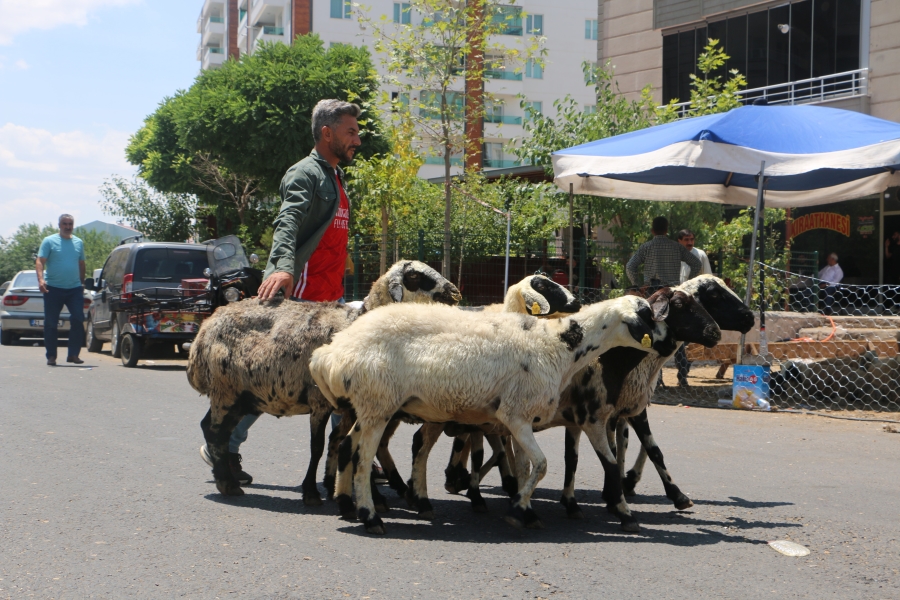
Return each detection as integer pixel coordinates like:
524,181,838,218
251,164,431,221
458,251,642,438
641,334,652,348
531,302,541,315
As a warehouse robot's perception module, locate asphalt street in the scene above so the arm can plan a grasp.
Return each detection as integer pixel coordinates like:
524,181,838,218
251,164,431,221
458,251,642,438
1,340,899,599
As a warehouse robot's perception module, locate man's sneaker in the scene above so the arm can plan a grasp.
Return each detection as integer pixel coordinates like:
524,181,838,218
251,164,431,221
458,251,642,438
372,463,388,484
199,445,214,468
228,453,253,486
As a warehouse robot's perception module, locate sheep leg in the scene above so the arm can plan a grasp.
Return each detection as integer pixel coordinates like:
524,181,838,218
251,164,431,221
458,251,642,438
375,418,408,499
559,426,584,519
334,424,360,519
351,420,390,535
628,409,693,510
443,434,471,494
300,407,330,506
582,422,640,532
479,434,519,498
404,422,443,518
324,409,354,500
465,432,488,513
623,446,650,497
503,422,547,530
201,404,244,497
616,419,630,481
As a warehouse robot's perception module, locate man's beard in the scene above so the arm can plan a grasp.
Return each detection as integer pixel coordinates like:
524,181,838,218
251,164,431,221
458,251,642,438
331,140,358,164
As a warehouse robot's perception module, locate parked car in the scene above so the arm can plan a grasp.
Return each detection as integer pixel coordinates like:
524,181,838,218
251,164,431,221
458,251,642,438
0,271,91,346
85,241,211,357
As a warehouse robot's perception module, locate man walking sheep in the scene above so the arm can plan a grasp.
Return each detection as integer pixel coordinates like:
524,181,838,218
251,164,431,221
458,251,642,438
626,217,701,288
200,99,362,486
675,229,713,385
35,214,86,366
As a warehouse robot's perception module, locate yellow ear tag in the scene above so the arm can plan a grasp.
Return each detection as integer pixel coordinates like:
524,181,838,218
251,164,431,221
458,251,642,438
641,334,652,348
531,302,541,315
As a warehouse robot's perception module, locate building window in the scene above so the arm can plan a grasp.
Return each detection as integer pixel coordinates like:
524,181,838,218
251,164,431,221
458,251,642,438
584,105,597,114
419,91,464,120
390,91,410,111
331,0,351,19
393,3,411,24
526,14,543,35
525,59,543,79
525,100,542,114
492,5,523,36
661,0,861,105
585,19,598,40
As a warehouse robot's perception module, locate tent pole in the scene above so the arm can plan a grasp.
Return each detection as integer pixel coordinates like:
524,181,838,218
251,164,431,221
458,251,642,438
740,160,767,364
568,184,574,291
504,207,511,296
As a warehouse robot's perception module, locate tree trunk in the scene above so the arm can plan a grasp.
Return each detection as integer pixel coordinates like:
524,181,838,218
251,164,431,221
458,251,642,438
380,203,389,276
442,103,452,279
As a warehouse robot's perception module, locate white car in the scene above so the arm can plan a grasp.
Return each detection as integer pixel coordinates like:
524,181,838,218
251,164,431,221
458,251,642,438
0,270,91,346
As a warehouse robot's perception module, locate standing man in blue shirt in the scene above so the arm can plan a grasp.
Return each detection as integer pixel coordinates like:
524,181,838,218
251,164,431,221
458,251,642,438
35,214,86,366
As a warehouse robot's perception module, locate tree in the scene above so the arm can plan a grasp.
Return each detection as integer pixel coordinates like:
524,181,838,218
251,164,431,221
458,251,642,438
0,224,116,282
99,176,198,242
682,38,747,116
361,0,543,277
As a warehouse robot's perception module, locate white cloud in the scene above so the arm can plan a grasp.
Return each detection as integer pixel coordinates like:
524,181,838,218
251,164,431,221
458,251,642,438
0,0,139,45
0,123,135,236
13,59,29,69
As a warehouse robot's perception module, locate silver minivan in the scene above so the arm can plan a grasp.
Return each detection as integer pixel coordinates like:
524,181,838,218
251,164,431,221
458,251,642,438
0,271,91,345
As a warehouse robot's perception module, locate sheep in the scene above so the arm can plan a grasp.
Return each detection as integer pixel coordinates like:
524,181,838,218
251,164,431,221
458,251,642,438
187,260,461,502
309,293,694,534
609,275,756,501
406,285,727,531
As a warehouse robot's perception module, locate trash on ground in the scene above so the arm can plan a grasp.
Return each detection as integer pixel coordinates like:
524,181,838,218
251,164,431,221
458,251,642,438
79,368,92,371
884,424,899,434
768,540,810,557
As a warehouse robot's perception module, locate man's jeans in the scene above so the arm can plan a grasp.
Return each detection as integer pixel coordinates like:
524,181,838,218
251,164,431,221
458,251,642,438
230,296,345,452
43,285,84,360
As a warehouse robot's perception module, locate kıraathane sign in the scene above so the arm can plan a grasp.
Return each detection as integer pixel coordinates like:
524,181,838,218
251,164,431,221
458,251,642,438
790,212,851,239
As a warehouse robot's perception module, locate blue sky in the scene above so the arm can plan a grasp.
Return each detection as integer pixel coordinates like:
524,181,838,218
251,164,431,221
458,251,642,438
0,0,203,236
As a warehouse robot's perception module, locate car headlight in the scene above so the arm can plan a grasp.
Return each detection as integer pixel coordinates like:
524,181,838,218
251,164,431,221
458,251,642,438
223,287,241,303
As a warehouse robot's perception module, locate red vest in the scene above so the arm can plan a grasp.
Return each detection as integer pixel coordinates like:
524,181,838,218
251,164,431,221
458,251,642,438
292,172,349,301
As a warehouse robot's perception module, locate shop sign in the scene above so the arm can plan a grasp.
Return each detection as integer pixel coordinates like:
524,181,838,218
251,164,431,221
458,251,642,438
857,216,875,238
790,212,850,239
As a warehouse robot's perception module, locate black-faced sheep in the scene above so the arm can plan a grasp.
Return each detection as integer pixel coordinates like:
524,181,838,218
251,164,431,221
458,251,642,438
187,260,461,502
309,294,700,534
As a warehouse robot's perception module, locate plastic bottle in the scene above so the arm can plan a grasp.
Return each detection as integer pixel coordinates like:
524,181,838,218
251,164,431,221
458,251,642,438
755,397,771,411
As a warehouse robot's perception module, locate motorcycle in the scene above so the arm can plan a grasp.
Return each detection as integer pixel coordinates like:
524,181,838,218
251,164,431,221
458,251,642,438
203,235,264,307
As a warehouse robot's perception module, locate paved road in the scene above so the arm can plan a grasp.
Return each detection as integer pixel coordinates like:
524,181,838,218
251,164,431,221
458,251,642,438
2,341,899,599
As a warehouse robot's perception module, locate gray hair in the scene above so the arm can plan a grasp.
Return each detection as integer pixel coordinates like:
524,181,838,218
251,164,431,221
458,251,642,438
59,214,74,224
311,99,361,142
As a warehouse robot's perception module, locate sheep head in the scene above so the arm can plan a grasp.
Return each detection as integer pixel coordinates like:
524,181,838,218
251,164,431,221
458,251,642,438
677,274,755,334
646,287,721,351
506,274,581,317
364,260,461,311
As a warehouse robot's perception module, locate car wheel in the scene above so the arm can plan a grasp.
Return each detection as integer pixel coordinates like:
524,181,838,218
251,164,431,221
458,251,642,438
110,317,122,358
86,320,103,353
120,333,140,368
0,328,12,346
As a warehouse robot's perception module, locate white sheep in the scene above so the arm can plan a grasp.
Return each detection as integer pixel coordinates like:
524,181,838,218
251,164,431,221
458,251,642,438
309,294,673,534
187,260,460,501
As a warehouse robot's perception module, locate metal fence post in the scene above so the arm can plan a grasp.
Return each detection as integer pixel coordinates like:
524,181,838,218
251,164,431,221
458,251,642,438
578,237,586,296
353,234,360,301
418,229,425,262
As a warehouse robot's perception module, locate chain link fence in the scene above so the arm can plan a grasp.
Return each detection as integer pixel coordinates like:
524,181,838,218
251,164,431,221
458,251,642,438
343,235,899,413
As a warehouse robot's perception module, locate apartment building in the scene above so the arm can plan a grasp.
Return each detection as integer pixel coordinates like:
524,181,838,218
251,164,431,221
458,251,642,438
598,0,899,123
196,0,599,177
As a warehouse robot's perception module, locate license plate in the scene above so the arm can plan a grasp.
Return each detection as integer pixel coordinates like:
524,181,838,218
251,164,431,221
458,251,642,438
30,320,64,327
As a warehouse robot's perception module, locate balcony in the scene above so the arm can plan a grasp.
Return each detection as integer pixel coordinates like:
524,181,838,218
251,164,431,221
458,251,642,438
249,0,289,34
484,114,522,125
262,26,284,35
483,158,521,169
485,69,522,81
201,47,226,70
665,69,870,118
199,0,225,22
201,20,225,46
424,156,463,166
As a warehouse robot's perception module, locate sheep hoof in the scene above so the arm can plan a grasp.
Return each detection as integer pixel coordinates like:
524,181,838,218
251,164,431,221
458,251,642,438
501,476,519,498
336,494,356,520
503,514,525,529
674,497,694,510
404,486,418,509
359,510,386,535
620,521,641,533
216,480,244,496
323,476,336,499
365,521,386,535
303,494,323,507
504,505,526,529
564,502,584,520
471,502,489,514
523,508,543,529
374,501,389,514
623,488,637,498
417,510,435,520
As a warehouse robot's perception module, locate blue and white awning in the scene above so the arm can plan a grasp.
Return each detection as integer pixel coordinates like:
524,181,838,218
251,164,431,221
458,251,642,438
552,105,900,207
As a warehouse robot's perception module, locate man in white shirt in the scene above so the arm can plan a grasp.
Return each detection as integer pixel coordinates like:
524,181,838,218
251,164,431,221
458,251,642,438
819,253,844,315
675,230,713,386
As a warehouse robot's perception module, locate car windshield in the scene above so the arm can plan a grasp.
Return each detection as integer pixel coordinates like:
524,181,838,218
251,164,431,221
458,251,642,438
133,248,209,282
13,272,39,289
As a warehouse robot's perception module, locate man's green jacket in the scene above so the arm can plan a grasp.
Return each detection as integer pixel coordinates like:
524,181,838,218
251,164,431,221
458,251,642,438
263,149,346,280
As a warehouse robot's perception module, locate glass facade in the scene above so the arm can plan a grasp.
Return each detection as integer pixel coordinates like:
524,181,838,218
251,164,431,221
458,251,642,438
662,0,861,104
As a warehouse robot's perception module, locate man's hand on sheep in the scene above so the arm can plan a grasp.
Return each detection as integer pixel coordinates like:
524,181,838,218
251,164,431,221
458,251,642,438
257,271,294,301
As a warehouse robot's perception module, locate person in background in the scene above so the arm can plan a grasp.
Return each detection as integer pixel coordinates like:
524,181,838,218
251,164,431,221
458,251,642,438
200,99,364,486
885,231,900,285
675,229,713,386
35,214,85,366
818,252,844,315
626,217,701,288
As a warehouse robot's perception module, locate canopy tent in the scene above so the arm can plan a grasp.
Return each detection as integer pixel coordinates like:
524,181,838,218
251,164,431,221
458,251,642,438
552,105,900,207
551,104,900,363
